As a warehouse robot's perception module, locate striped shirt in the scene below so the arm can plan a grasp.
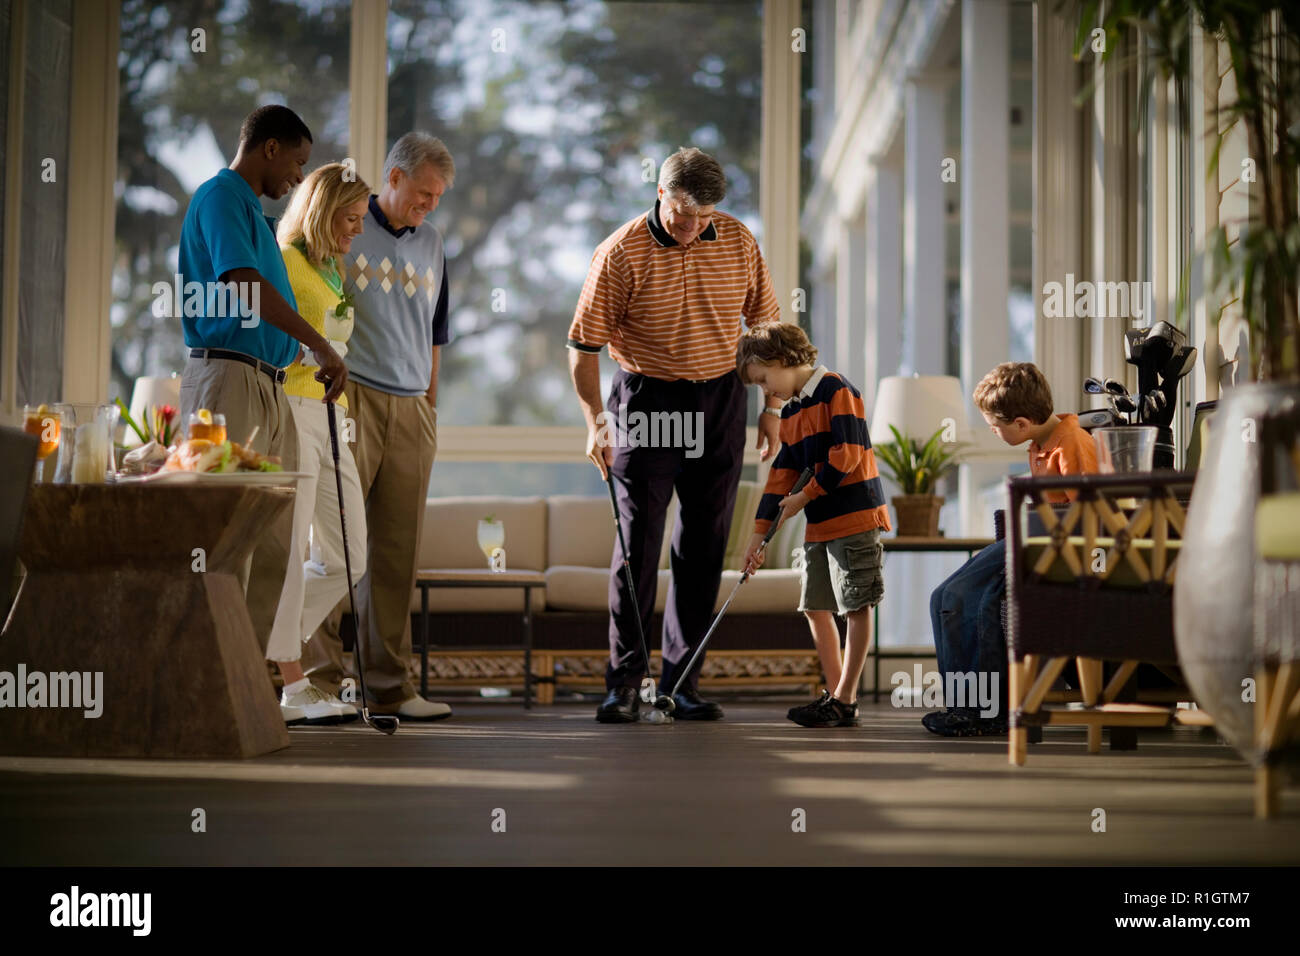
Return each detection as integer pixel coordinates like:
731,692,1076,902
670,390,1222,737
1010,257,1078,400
567,201,781,380
755,366,892,543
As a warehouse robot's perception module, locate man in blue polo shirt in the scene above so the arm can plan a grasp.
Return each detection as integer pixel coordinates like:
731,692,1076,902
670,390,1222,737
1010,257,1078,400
178,104,347,653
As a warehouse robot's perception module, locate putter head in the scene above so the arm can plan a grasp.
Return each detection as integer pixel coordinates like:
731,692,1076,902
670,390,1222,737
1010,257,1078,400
639,677,657,704
643,708,672,725
654,694,676,715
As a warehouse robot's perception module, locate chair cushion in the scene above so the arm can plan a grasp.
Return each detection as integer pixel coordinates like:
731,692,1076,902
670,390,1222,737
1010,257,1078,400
1256,493,1300,561
1022,536,1183,589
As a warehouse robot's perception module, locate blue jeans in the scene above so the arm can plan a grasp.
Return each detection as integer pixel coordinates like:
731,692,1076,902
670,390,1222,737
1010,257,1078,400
929,541,1007,712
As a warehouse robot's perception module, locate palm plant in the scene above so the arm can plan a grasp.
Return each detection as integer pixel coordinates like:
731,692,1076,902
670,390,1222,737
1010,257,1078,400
874,425,963,496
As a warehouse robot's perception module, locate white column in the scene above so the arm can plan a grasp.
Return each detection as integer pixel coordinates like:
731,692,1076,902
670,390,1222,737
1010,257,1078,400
1033,3,1084,415
904,74,947,375
2,0,29,421
866,160,903,393
349,0,390,188
762,0,802,321
62,0,121,405
960,0,1011,535
845,212,867,389
1089,19,1131,386
835,215,866,386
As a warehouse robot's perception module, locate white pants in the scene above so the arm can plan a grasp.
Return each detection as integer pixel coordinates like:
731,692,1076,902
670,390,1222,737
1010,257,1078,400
267,396,367,663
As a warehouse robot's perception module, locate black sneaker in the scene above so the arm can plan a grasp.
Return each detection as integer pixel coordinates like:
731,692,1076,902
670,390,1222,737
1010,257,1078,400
921,708,1007,737
788,690,830,720
790,695,858,727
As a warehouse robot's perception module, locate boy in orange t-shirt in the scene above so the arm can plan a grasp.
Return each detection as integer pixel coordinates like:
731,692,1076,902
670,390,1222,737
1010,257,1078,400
923,362,1097,736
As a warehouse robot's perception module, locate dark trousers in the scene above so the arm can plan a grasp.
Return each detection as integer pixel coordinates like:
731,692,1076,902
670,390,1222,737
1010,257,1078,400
605,368,746,692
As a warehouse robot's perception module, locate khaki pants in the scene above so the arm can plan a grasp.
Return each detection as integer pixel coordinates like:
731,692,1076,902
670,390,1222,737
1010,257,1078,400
303,380,436,707
179,355,300,653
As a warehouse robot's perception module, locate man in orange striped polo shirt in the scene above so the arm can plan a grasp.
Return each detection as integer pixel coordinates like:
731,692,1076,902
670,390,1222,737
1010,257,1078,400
568,147,782,723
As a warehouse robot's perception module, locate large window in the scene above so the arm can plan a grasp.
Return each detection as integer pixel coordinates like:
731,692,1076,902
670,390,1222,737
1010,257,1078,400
112,0,351,402
386,0,764,428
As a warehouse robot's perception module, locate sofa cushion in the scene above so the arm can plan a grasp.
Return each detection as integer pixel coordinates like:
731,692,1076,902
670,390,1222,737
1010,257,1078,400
544,565,801,614
547,496,616,567
418,496,547,571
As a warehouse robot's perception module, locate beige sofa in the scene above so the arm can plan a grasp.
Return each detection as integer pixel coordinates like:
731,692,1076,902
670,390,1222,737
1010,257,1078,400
410,481,820,701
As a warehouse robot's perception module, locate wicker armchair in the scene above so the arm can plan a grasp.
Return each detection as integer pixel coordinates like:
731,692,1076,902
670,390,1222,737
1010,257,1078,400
1003,472,1202,766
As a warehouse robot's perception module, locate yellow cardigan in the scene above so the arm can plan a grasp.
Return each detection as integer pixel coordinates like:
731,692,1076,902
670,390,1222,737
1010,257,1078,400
280,242,354,409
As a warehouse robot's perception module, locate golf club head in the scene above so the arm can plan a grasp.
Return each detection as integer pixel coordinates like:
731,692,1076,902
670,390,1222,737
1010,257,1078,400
1124,328,1147,363
639,677,657,704
654,694,676,715
1162,345,1198,383
1141,390,1167,423
1147,320,1186,349
1083,377,1105,395
1115,395,1137,414
1104,378,1130,399
643,708,672,725
364,709,400,735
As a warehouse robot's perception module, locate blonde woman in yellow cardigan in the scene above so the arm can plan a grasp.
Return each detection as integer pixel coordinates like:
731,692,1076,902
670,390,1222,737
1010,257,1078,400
269,163,370,724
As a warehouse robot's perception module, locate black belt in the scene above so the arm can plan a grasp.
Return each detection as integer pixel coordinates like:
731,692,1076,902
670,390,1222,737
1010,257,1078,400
189,348,287,384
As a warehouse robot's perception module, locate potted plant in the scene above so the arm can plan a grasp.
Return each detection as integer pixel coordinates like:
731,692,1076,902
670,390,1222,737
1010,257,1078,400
873,425,963,537
1071,1,1300,766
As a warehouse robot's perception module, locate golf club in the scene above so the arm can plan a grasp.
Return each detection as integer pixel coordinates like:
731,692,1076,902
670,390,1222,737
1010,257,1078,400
327,399,399,736
603,471,661,714
1084,377,1120,421
654,467,815,716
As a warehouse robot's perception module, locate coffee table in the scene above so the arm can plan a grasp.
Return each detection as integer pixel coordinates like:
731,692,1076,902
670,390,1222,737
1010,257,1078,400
414,569,547,708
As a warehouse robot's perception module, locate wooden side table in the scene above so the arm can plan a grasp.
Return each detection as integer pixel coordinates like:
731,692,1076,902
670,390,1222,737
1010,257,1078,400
869,536,996,701
414,569,547,708
0,483,296,758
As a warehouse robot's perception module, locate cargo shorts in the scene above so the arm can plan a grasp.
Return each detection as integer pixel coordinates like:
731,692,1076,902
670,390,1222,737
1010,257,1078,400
798,529,885,615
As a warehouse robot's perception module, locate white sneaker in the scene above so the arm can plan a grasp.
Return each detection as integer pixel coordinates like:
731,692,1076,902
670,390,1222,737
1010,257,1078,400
282,684,346,725
321,688,359,723
395,695,452,721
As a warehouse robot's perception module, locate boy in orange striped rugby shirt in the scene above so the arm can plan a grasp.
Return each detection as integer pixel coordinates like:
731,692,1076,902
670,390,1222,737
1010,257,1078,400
738,324,891,727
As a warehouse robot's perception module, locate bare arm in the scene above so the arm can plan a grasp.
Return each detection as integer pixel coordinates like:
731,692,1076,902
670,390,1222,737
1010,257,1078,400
221,267,346,402
569,348,612,477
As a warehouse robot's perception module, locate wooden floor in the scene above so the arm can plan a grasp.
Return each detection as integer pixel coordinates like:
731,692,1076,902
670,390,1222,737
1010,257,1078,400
1,698,1297,866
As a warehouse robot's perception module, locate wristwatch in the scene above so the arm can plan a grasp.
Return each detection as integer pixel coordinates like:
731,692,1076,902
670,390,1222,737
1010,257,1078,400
761,407,782,419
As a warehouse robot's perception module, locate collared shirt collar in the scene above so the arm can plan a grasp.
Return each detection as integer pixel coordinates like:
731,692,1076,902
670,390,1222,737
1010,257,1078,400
799,365,828,399
369,194,415,238
646,199,719,248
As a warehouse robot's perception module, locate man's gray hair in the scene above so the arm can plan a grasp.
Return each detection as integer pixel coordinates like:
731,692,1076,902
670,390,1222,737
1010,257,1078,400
384,132,456,188
658,147,726,206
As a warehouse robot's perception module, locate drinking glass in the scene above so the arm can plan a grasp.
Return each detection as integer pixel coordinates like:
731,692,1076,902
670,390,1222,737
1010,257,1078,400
23,403,65,483
1094,426,1157,473
188,411,227,444
476,519,506,572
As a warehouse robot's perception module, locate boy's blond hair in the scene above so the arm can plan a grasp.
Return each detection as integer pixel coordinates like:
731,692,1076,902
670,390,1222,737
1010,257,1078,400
276,163,371,266
736,322,819,384
973,362,1055,424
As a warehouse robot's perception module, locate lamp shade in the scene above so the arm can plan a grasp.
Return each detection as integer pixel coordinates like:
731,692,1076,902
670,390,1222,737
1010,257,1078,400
870,374,970,448
124,374,182,447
